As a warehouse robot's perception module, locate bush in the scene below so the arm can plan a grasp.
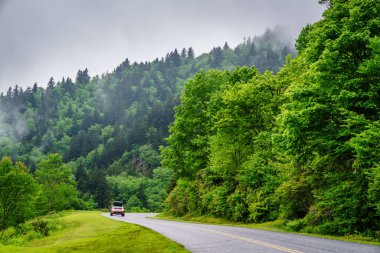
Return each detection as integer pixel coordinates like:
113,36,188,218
285,219,307,232
0,226,18,245
313,221,342,235
0,213,64,246
0,222,44,246
201,185,230,218
164,179,198,216
275,175,314,220
125,195,143,211
31,219,49,236
248,201,270,223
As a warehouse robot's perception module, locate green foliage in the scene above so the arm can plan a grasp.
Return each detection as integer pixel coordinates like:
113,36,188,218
285,219,307,232
0,217,56,246
368,165,380,216
164,179,198,217
276,0,380,234
35,154,80,214
0,211,188,253
106,166,174,212
0,157,36,232
0,28,292,212
295,24,313,53
162,70,231,179
31,219,49,236
145,167,174,211
201,185,230,218
162,66,286,223
161,0,380,238
125,195,143,212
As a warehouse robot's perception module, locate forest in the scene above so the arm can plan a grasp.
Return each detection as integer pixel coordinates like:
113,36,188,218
162,0,380,237
0,25,293,232
1,0,379,239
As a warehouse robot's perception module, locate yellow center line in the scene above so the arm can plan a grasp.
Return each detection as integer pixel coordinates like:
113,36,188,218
199,228,304,253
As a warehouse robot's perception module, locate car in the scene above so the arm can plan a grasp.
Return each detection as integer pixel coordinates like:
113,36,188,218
110,201,125,216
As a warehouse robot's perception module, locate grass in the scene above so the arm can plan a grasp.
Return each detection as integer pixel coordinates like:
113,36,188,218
155,213,380,246
0,211,188,253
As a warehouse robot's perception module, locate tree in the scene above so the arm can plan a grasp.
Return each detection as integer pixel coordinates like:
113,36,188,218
87,167,111,208
318,0,331,7
35,154,79,213
187,47,195,60
76,68,90,84
277,0,380,233
162,70,231,179
211,47,223,68
47,77,55,90
0,157,36,232
32,83,38,93
171,49,181,67
223,42,230,50
295,24,313,54
180,48,187,58
0,25,295,225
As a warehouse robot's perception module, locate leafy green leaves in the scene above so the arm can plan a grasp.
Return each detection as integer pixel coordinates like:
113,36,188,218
35,154,80,214
162,67,285,222
0,157,36,231
162,0,380,237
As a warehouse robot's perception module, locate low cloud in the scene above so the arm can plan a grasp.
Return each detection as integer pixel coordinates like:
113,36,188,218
0,0,325,92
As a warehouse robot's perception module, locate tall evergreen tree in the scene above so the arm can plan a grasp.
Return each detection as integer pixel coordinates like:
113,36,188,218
180,48,187,58
47,77,55,90
187,47,195,60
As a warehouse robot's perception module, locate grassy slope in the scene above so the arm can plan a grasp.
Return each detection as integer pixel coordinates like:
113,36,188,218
0,211,188,253
156,214,380,246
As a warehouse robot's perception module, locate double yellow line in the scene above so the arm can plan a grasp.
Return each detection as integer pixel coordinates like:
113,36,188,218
199,228,304,253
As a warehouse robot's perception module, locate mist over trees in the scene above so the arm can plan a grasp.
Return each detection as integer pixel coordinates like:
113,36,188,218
0,26,293,224
2,0,377,240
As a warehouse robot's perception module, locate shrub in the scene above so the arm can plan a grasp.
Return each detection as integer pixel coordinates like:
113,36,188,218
285,219,307,232
164,179,198,216
31,219,49,236
201,185,230,218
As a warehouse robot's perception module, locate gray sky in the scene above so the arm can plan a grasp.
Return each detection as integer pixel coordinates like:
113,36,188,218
0,0,325,92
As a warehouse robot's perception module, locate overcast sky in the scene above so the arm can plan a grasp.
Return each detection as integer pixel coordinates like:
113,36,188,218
0,0,325,92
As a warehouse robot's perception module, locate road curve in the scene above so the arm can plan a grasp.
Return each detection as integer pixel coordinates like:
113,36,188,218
103,213,380,253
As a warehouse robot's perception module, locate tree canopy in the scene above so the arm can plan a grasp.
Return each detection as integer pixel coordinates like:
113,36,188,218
0,27,292,214
162,0,380,237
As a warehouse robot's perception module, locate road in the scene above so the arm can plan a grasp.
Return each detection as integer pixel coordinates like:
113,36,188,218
104,213,380,253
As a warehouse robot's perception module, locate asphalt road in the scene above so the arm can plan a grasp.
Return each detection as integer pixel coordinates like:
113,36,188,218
104,213,380,253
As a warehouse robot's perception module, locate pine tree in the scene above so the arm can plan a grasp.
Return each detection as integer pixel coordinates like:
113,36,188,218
172,49,181,67
76,68,90,84
32,83,38,93
211,47,223,68
187,47,195,60
223,42,230,50
47,77,55,90
181,48,187,58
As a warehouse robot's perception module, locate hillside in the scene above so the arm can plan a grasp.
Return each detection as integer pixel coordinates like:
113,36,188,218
0,27,294,211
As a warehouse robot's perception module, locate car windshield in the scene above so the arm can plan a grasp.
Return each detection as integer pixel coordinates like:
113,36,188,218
113,201,123,207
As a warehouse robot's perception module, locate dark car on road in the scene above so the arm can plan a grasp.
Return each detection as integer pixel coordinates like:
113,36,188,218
110,201,125,216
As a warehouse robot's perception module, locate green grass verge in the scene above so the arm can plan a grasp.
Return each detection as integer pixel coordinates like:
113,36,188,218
0,211,188,253
155,213,380,246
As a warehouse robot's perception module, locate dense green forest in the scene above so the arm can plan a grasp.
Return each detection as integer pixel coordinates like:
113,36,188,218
0,26,293,231
163,0,380,237
2,0,378,239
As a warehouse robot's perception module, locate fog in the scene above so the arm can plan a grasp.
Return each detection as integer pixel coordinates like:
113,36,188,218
0,0,325,92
